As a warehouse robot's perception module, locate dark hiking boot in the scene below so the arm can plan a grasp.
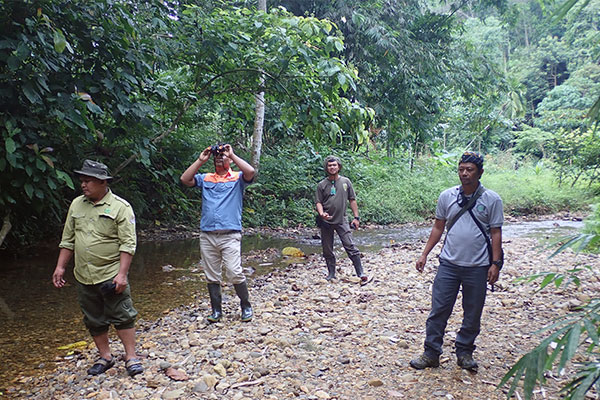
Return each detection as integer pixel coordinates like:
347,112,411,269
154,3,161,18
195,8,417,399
410,354,440,369
234,282,253,322
457,354,478,371
326,262,336,281
207,283,222,323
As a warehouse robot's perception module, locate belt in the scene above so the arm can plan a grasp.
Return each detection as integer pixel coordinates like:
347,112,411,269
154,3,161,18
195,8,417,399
202,230,240,235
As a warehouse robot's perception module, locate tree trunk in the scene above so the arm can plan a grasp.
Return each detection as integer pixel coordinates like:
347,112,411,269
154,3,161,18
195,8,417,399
251,0,267,171
0,213,12,249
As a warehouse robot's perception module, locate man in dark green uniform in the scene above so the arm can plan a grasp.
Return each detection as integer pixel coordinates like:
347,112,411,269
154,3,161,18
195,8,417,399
316,156,369,283
52,160,143,377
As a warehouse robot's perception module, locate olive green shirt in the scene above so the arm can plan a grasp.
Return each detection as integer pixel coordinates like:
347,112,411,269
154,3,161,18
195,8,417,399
59,189,137,285
315,175,356,226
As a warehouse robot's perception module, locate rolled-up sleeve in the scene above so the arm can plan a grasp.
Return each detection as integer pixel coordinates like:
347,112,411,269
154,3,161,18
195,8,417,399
117,206,137,255
58,203,76,250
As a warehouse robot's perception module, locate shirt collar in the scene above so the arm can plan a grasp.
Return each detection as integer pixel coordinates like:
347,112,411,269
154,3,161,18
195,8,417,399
83,188,113,206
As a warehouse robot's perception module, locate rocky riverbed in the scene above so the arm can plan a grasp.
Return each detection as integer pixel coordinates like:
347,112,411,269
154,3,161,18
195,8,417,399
6,228,600,400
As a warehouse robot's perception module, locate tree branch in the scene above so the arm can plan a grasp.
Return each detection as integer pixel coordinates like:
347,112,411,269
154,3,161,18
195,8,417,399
0,213,12,249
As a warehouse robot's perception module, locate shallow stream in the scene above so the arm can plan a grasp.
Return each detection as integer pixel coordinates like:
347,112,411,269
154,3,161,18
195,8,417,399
0,219,583,390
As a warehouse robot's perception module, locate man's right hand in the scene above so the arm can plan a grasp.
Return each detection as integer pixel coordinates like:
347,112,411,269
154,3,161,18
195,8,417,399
52,266,66,288
415,255,427,273
198,147,212,163
320,212,332,220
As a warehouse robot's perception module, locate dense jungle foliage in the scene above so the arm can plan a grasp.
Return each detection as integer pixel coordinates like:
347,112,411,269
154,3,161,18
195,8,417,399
0,0,598,250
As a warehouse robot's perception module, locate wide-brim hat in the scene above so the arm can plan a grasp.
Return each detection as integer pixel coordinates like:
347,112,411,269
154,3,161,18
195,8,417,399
74,159,113,180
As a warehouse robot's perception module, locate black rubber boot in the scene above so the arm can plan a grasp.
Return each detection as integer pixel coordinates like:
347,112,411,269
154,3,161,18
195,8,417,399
233,282,253,322
206,283,222,323
326,260,336,281
350,254,364,277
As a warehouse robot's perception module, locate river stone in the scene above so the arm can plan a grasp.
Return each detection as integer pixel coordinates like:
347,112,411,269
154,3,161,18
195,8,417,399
202,374,218,388
314,390,331,399
192,381,209,393
368,378,384,387
159,361,171,370
259,327,272,335
213,363,227,377
162,389,185,399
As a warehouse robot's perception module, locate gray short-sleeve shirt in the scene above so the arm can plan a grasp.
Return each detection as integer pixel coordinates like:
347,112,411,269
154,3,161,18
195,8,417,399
436,184,503,267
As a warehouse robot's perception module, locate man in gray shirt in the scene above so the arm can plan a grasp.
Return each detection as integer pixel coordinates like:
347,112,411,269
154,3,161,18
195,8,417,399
410,152,503,371
316,156,369,283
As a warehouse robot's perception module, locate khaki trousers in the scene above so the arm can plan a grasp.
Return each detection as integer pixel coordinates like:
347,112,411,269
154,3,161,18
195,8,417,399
200,231,245,284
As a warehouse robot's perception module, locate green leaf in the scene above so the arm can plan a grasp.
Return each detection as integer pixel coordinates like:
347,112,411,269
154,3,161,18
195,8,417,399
53,29,67,53
47,177,57,190
36,157,47,171
334,39,344,52
7,55,20,71
523,352,540,398
56,170,74,190
85,101,103,114
5,137,16,153
24,183,34,199
559,324,582,370
41,155,54,168
22,82,42,104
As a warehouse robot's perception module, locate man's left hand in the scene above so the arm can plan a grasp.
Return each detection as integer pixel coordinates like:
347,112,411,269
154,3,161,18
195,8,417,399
350,218,359,230
113,273,128,294
223,144,233,158
487,265,500,285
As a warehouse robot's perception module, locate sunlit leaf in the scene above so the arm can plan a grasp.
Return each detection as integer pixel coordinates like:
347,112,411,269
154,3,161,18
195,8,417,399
53,29,67,53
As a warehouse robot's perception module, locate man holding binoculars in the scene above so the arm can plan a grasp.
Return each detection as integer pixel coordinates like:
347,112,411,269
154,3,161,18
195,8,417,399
180,143,255,323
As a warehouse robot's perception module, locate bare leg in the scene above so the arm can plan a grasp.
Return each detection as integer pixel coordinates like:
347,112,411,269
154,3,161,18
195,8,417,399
92,332,112,360
116,328,137,361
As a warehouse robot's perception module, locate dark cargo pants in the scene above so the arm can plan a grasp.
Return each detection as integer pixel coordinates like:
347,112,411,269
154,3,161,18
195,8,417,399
320,222,363,275
424,260,489,358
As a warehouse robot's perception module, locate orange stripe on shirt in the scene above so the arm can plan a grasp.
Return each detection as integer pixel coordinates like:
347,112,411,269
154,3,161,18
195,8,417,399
203,169,240,183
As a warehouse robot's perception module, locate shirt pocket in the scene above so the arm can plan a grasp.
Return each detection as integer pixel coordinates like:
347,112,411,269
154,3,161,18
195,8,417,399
472,203,490,226
72,213,86,232
203,181,235,197
97,213,117,237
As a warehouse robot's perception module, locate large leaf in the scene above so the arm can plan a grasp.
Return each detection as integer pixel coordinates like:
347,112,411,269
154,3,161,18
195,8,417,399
5,138,16,153
53,29,67,53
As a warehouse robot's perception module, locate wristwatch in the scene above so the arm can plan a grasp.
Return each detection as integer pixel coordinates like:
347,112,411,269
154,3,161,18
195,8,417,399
353,216,360,221
492,260,503,269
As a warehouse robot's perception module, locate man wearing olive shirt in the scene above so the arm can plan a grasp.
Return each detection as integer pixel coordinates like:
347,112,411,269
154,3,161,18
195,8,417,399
52,160,143,377
315,155,369,283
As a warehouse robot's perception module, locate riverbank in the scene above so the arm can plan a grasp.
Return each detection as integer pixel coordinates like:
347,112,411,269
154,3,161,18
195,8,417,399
7,219,599,400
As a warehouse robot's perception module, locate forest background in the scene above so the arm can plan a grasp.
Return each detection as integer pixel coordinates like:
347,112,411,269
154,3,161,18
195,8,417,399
0,0,599,250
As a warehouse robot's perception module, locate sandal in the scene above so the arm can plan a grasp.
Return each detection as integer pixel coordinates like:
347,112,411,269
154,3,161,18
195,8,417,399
87,357,115,376
360,275,373,286
125,358,144,377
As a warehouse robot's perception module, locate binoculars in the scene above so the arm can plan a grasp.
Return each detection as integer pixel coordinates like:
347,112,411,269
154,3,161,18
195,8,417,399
211,143,226,156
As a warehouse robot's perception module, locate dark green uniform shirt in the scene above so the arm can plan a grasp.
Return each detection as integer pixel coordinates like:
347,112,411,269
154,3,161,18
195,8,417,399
59,189,137,285
315,175,356,226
